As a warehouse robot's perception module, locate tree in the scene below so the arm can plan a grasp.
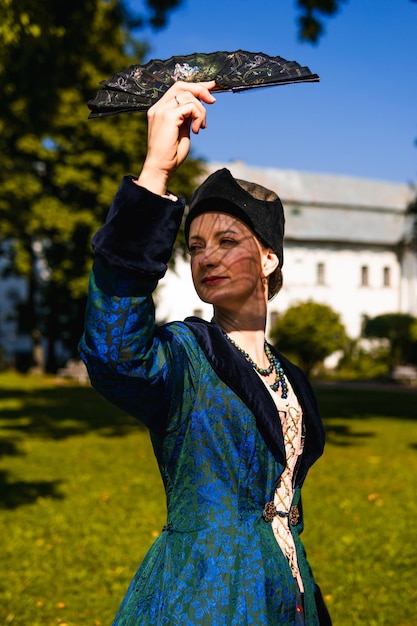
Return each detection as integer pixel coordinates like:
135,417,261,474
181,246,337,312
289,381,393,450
363,313,417,369
270,301,348,375
295,0,347,43
0,0,202,371
296,1,417,43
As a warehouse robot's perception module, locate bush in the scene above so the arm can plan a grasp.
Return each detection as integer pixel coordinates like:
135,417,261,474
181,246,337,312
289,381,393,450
270,301,348,376
334,339,390,380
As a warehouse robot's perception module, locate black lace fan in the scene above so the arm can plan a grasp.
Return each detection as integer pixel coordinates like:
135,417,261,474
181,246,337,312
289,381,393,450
88,50,319,118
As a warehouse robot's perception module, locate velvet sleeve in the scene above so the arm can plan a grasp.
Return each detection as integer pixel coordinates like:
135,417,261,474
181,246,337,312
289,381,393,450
91,175,185,280
79,176,189,431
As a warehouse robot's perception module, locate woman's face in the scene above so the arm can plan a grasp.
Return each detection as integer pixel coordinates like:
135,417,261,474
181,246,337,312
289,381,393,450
188,212,267,309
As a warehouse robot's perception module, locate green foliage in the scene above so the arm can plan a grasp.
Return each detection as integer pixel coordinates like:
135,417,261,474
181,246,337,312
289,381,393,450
270,300,348,375
142,0,183,29
0,1,148,367
0,0,203,370
363,313,417,368
296,0,347,43
333,338,390,380
1,1,132,131
0,373,416,625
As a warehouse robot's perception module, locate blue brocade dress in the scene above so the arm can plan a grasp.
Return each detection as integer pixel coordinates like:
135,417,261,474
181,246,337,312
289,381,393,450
79,177,328,626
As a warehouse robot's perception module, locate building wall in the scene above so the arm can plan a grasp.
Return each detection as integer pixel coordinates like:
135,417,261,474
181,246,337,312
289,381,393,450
155,243,403,340
401,247,417,313
270,243,402,337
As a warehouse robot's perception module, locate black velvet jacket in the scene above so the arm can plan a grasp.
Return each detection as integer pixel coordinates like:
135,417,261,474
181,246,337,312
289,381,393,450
90,176,325,486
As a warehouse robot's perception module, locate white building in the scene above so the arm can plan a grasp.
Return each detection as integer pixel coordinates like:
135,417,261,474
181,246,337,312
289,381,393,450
0,257,28,359
156,162,417,339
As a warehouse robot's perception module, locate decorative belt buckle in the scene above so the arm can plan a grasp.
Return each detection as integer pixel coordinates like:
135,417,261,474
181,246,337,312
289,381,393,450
289,505,300,526
262,501,277,522
263,502,300,525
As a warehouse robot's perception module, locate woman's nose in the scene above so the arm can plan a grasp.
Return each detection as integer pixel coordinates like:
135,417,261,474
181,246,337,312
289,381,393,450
199,245,220,268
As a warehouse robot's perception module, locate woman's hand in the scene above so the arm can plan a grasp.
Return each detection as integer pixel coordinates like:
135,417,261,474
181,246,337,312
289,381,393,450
136,81,216,196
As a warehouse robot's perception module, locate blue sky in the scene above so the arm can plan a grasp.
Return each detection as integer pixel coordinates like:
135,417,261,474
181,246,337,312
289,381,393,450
128,0,417,185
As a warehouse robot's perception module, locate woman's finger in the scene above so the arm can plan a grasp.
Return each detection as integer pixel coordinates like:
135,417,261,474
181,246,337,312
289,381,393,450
163,80,217,106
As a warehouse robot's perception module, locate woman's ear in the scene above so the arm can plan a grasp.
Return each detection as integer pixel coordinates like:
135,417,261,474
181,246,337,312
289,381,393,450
261,249,279,279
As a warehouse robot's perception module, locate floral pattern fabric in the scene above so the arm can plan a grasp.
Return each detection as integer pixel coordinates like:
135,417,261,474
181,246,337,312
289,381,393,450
80,260,321,625
79,179,327,625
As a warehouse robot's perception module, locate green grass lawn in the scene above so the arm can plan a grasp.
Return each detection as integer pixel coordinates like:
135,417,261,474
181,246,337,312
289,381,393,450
1,373,416,626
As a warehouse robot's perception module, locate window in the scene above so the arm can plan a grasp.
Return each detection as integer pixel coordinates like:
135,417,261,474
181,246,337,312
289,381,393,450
360,314,369,336
383,266,391,287
360,265,369,286
316,262,325,285
269,311,279,329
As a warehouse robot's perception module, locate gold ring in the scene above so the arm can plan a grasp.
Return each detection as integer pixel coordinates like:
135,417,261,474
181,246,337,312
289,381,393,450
175,95,180,106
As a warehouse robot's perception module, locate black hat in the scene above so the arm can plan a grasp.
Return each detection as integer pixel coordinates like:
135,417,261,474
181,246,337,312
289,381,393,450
185,168,285,267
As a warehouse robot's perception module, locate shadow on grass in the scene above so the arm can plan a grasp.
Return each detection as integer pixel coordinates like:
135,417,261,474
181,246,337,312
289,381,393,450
0,384,144,441
0,469,64,510
1,380,416,507
312,383,417,446
0,383,143,509
314,383,417,421
322,423,375,447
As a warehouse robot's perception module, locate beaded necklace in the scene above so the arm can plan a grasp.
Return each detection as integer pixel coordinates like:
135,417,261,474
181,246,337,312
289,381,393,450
224,334,288,398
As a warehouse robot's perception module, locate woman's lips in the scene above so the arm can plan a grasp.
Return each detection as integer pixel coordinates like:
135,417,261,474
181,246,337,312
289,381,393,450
201,276,226,286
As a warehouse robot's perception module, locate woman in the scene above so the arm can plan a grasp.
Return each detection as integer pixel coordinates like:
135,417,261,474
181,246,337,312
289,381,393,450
80,81,331,625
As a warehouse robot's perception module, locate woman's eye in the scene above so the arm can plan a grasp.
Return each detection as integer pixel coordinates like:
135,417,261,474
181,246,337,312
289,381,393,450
189,244,202,254
220,238,236,247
